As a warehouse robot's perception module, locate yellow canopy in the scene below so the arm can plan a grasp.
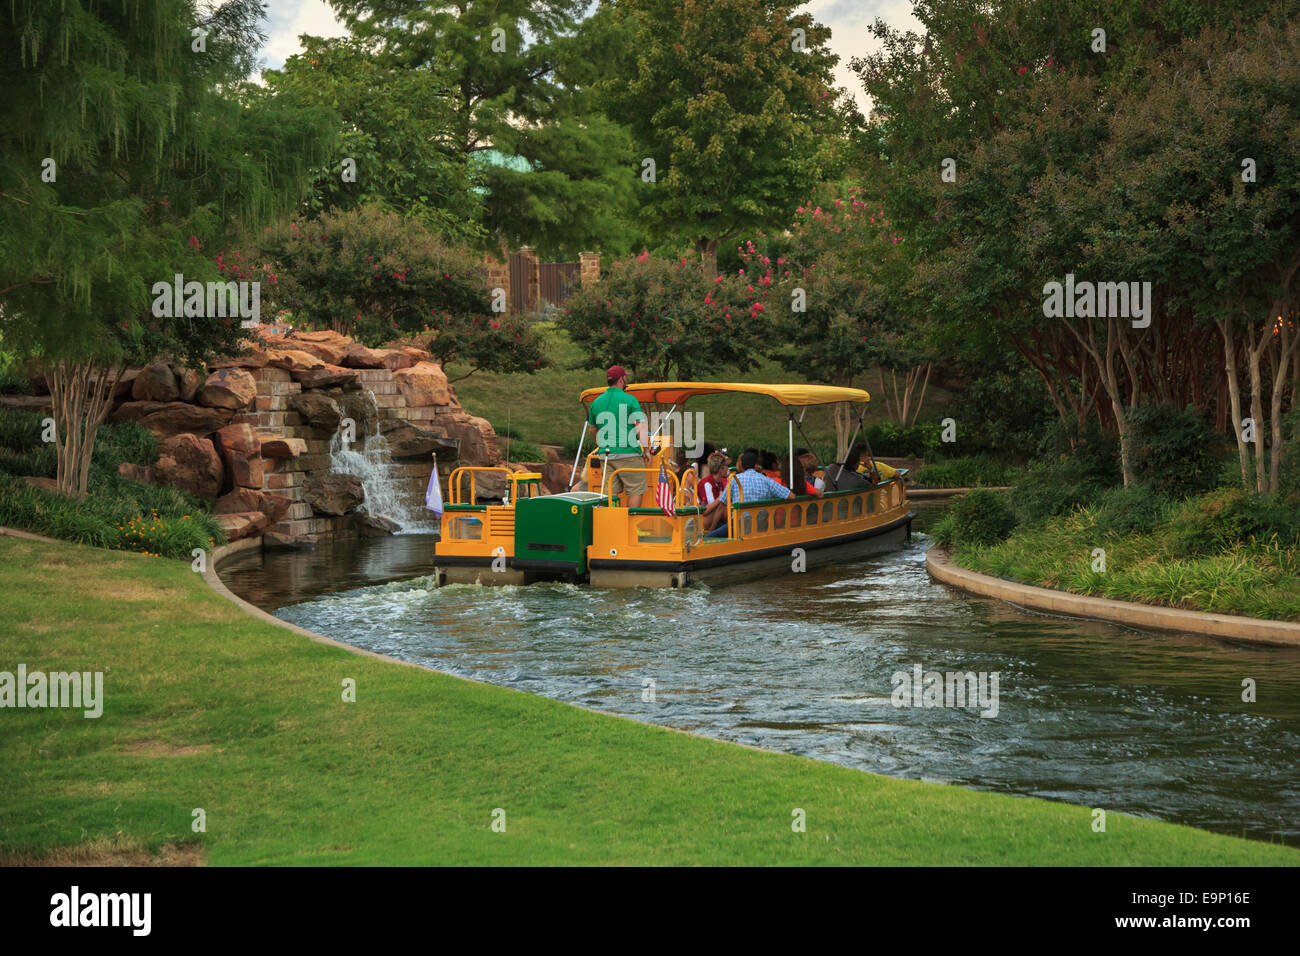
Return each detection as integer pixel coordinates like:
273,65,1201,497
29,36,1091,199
579,382,870,407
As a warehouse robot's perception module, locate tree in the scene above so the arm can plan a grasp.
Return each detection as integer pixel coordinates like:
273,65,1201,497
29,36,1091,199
0,0,330,495
258,205,544,377
598,0,848,274
261,35,483,245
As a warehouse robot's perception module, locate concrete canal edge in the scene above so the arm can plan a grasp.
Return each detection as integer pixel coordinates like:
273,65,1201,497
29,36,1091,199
925,547,1300,648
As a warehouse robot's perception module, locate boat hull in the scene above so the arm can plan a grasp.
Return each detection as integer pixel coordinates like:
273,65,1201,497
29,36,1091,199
587,511,913,588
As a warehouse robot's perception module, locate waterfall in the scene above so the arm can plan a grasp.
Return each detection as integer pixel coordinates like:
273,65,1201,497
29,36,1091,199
328,391,427,533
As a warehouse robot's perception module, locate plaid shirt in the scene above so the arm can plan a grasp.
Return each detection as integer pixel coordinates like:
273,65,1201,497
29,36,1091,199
726,468,793,505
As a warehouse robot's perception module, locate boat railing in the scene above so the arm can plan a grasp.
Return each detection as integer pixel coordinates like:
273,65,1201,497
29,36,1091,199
447,466,511,506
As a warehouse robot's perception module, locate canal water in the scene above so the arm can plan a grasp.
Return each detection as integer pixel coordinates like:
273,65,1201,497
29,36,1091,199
220,507,1300,844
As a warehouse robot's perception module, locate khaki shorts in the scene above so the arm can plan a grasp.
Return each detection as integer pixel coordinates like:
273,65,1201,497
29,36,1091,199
604,455,647,498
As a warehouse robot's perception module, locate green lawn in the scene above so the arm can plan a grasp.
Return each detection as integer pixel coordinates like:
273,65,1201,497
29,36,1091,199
1,534,1294,865
445,322,957,457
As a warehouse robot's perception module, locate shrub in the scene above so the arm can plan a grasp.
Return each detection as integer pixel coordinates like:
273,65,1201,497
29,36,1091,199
864,420,942,458
559,255,761,381
503,438,545,463
935,488,1018,547
913,454,1019,488
258,204,544,373
1166,488,1300,556
1091,483,1170,536
1126,403,1221,498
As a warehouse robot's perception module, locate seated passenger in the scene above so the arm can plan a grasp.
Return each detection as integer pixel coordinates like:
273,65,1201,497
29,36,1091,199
706,451,793,537
798,452,825,493
760,450,784,484
823,445,872,491
699,452,731,531
780,455,820,497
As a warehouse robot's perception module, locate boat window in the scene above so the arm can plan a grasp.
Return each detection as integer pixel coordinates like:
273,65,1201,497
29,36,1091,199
837,498,849,520
741,511,753,536
851,495,863,517
806,503,818,525
773,507,786,530
866,491,875,513
756,509,769,533
822,501,834,523
449,516,483,540
635,517,676,543
790,505,801,528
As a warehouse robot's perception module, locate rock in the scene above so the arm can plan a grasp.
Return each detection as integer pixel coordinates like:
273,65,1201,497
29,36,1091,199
441,414,500,466
355,512,401,536
399,345,433,364
266,349,325,372
377,349,414,371
458,468,507,501
290,390,343,430
209,347,270,370
131,362,179,402
543,444,561,463
303,473,364,515
341,343,388,369
213,423,263,491
392,361,451,407
214,488,292,525
288,332,350,365
540,462,576,494
153,433,224,499
24,476,65,495
213,422,261,458
197,367,258,410
214,511,271,542
377,419,459,459
173,366,204,403
339,392,378,434
260,436,307,458
113,370,139,400
110,401,232,439
292,364,358,389
117,462,156,485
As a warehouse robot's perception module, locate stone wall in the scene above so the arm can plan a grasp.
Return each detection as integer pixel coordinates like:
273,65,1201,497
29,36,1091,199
108,328,502,545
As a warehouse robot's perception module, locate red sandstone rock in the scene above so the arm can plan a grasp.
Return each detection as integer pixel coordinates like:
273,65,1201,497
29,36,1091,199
292,364,358,389
173,366,204,403
392,361,450,407
213,423,263,490
265,348,325,372
260,436,307,458
214,511,271,542
153,433,223,499
208,347,270,370
131,362,179,402
303,473,363,515
110,401,232,439
116,461,156,485
197,367,258,410
341,343,388,369
214,487,291,524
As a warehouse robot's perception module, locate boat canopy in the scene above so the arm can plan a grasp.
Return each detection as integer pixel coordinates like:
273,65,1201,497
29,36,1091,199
579,382,870,407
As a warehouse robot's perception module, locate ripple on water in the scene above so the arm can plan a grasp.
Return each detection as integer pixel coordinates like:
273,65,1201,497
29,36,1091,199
219,532,1300,843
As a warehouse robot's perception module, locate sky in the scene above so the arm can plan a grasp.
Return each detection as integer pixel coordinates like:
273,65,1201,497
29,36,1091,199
258,0,922,118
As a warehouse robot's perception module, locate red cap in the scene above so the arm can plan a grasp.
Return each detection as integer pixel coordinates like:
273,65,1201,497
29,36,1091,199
606,365,626,384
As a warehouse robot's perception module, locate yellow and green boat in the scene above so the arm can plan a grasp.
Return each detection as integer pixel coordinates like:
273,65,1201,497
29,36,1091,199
432,382,914,588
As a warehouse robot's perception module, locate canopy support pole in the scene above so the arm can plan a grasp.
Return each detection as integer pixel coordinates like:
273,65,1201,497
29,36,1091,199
567,418,588,490
788,411,795,487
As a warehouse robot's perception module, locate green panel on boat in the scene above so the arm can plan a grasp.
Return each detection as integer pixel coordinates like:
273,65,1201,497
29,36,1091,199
513,491,605,575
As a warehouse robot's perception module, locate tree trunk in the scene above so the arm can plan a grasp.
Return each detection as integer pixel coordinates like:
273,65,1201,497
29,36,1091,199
46,359,124,497
696,238,719,280
1246,322,1269,493
1219,318,1252,488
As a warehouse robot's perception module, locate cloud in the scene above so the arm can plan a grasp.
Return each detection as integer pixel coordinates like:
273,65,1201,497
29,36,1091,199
806,0,922,117
261,0,350,75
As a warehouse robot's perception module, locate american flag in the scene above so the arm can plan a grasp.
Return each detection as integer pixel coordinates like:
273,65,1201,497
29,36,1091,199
656,461,676,518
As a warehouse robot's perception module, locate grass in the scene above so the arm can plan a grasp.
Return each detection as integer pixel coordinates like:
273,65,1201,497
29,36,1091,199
913,455,1023,488
952,505,1300,622
1,534,1295,865
445,322,958,460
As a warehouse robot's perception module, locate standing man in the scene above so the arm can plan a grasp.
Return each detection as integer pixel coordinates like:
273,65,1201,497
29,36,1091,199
588,365,651,508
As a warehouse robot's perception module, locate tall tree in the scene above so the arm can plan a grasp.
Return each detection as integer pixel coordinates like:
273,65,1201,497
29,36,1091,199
598,0,848,274
0,0,330,495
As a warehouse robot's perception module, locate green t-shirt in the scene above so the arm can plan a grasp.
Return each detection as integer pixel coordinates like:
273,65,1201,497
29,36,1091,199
588,386,646,455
